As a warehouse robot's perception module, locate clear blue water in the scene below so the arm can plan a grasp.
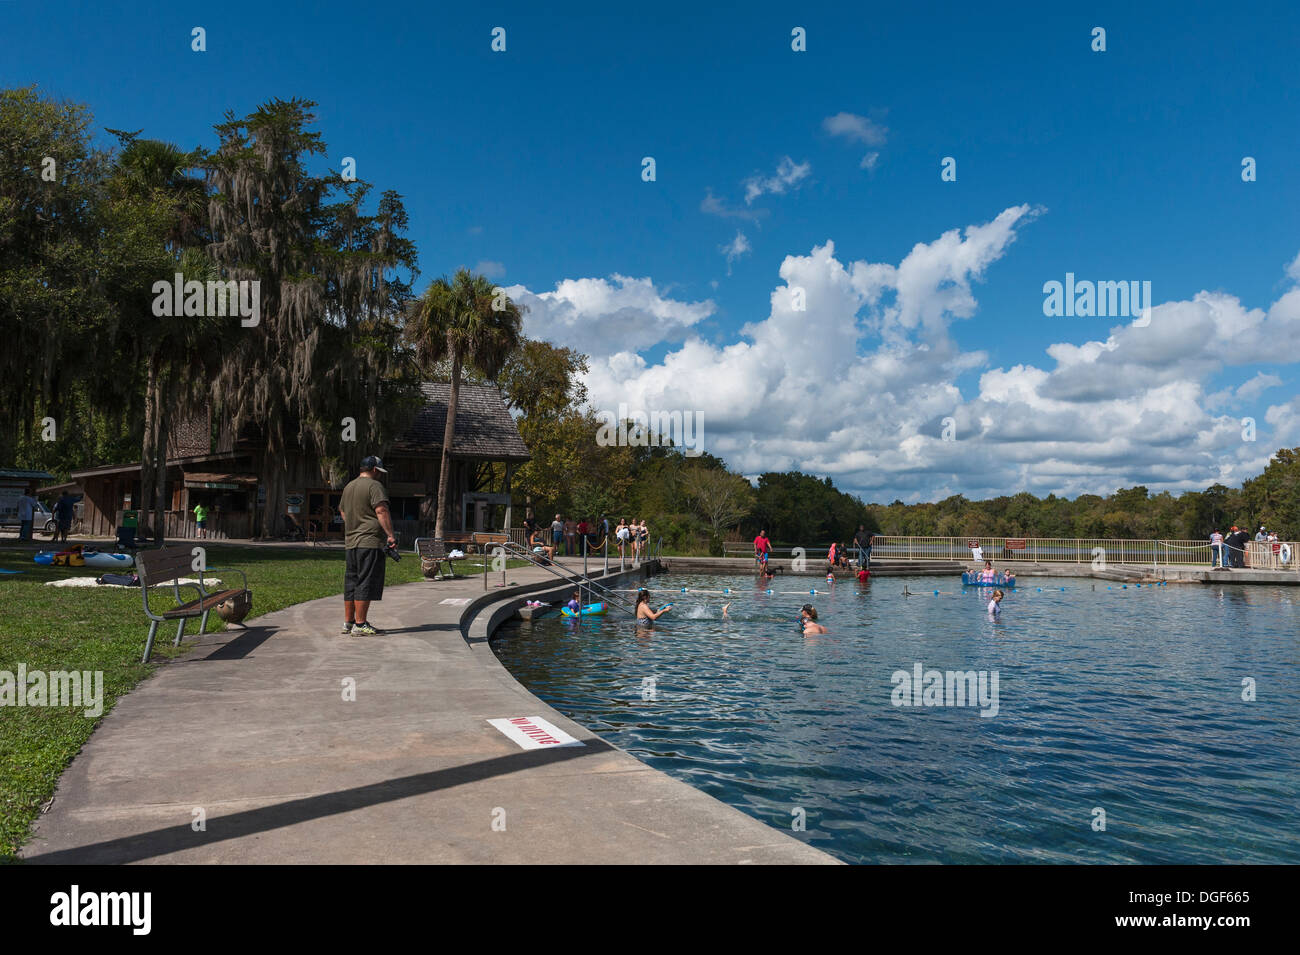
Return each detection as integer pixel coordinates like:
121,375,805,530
491,573,1300,864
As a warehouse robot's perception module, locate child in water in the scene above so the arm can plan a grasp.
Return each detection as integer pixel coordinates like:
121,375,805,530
987,589,1003,616
566,590,581,614
800,603,828,635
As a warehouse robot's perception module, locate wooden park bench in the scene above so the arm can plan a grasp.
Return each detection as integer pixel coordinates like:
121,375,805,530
469,532,509,554
137,545,249,663
415,537,461,579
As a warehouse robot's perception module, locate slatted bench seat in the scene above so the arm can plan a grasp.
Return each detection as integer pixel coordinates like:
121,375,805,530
415,537,460,579
136,545,249,662
469,532,509,554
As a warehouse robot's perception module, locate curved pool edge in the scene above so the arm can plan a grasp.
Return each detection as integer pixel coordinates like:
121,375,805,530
459,561,842,865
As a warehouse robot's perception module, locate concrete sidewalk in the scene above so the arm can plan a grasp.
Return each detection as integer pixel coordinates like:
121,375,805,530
21,559,835,865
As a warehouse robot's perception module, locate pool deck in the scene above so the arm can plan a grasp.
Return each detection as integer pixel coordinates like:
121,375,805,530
20,558,836,865
659,556,1300,584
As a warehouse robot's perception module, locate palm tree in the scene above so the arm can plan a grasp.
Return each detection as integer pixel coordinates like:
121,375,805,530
111,137,213,541
409,269,523,541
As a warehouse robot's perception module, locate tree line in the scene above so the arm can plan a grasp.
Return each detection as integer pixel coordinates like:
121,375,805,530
6,84,1296,550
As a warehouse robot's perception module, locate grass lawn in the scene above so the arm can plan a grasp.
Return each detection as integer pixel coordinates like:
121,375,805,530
0,540,515,861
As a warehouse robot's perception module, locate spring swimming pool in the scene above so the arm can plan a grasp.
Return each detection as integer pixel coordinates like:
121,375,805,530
491,573,1300,864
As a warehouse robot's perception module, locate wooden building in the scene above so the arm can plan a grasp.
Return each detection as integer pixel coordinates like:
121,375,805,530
71,382,529,542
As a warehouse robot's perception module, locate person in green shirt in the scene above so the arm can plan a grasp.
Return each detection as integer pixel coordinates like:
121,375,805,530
338,456,397,636
193,501,210,539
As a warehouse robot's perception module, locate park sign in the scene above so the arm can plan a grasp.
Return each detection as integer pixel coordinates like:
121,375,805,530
1006,539,1027,550
967,539,979,549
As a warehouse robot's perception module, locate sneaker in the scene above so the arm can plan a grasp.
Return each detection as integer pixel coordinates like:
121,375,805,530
353,621,381,635
340,621,355,634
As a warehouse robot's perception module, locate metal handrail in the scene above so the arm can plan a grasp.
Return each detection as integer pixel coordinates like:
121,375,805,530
499,540,639,614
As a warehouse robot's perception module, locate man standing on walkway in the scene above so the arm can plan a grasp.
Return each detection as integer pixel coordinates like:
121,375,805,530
338,456,397,636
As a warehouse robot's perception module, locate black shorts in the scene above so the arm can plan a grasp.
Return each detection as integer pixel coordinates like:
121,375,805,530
345,547,386,601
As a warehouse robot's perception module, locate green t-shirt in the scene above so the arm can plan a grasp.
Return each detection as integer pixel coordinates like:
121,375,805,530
193,503,209,522
122,510,138,528
339,476,389,550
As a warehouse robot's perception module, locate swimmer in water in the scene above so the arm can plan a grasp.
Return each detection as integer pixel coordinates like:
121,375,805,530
722,602,731,618
987,589,1003,616
635,588,672,622
565,590,581,614
800,603,828,635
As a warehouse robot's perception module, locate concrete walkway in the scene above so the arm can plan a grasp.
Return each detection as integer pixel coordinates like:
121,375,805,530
21,559,834,865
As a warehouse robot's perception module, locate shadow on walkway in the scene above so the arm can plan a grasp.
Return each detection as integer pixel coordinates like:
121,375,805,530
198,626,279,660
26,739,612,864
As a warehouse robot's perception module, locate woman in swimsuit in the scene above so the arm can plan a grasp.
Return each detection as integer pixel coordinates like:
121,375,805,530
635,588,672,622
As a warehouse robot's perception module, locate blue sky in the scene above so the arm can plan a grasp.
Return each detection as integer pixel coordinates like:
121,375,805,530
5,1,1299,502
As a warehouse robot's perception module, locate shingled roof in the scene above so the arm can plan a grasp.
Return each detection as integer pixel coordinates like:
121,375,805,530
392,382,530,461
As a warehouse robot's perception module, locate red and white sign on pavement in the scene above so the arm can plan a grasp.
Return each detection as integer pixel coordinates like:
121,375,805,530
488,716,584,750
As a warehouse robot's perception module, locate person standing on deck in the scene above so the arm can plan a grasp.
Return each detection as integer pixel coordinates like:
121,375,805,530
753,529,772,567
338,456,397,636
1210,529,1225,568
854,525,873,567
550,513,564,556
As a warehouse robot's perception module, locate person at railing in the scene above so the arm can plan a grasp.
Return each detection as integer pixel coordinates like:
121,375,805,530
1225,526,1248,568
550,513,565,556
564,517,577,556
526,519,555,562
854,526,873,567
616,518,631,558
1209,529,1225,568
577,517,590,549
